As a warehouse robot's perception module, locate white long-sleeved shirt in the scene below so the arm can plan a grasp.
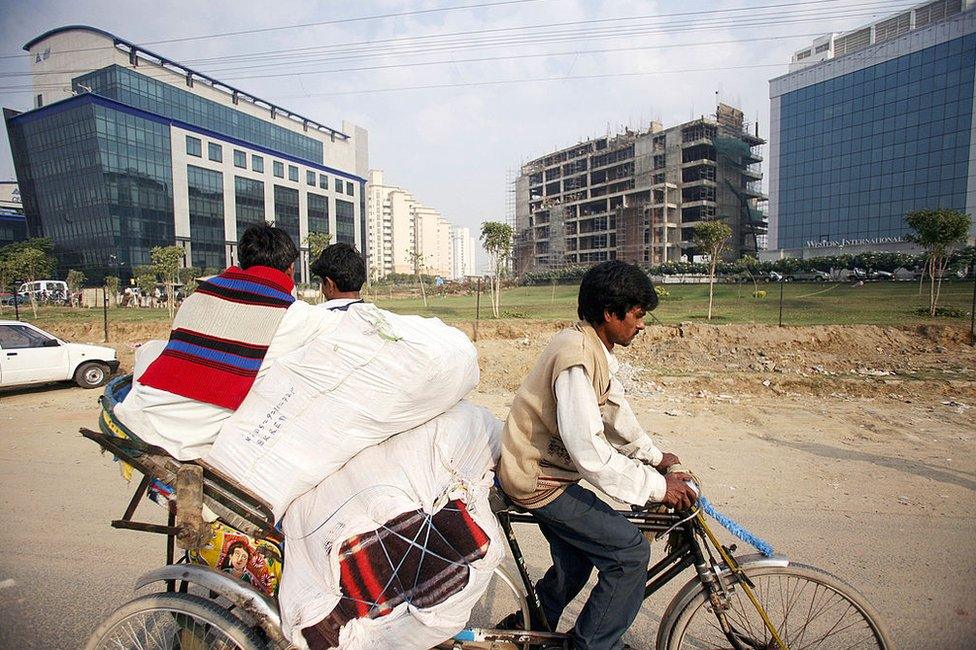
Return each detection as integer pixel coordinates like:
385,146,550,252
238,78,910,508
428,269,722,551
114,299,345,460
554,345,667,505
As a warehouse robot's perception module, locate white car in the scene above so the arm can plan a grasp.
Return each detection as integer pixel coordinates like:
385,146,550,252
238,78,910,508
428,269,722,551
0,320,119,389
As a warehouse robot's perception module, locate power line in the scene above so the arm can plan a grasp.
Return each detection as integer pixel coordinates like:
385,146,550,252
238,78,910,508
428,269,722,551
0,0,551,60
0,0,916,82
200,3,911,74
271,61,800,98
180,0,898,67
208,5,917,80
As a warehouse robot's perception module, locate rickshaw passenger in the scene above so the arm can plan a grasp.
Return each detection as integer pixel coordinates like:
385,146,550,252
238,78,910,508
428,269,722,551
114,224,342,461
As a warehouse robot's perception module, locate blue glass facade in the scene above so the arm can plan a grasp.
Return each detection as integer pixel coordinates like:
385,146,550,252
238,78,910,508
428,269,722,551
307,192,329,236
234,176,265,237
776,34,976,249
5,100,174,277
74,65,324,164
336,199,356,245
187,165,225,272
0,212,28,247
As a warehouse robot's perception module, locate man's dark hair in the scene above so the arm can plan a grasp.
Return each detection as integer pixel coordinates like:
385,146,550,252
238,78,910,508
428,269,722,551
577,260,658,324
310,243,366,291
238,224,298,272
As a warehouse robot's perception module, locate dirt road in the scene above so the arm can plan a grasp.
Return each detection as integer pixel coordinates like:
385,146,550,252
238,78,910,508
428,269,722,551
1,323,974,647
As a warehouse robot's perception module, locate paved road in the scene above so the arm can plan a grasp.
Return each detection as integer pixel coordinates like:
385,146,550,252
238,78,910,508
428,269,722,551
1,385,974,647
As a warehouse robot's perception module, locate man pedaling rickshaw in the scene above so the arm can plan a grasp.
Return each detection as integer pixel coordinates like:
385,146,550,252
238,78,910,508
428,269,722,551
496,260,699,650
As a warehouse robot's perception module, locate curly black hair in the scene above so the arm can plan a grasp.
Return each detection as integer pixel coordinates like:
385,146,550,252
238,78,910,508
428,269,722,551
577,261,658,324
238,224,298,272
310,243,366,292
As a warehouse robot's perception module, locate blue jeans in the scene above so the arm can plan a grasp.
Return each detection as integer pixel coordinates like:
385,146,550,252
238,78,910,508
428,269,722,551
532,483,650,650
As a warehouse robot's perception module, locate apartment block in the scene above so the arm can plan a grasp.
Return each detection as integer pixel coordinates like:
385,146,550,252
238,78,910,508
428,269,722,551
514,103,765,274
367,170,474,280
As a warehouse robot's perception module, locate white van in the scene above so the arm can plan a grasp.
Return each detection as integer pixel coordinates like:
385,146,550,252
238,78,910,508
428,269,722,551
18,280,68,301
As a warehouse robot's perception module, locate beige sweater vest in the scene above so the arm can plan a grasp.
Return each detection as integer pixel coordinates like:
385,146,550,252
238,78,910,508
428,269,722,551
497,321,611,508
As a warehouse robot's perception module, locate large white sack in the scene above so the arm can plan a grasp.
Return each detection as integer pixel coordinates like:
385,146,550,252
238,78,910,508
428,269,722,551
206,304,479,519
278,400,504,649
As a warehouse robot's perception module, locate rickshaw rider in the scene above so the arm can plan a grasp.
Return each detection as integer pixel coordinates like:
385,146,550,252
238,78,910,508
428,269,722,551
497,261,698,650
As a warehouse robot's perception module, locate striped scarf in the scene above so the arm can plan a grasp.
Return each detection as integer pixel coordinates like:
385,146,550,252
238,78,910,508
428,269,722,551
138,265,295,410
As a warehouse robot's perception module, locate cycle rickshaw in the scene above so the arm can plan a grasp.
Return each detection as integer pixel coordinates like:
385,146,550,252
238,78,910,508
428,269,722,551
83,376,892,649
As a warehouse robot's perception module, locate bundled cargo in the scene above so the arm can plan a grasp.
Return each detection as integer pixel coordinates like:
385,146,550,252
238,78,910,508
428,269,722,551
278,400,503,649
206,304,479,519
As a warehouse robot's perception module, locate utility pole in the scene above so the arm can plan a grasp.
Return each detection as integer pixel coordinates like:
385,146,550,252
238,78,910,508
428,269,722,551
778,279,785,327
474,277,482,342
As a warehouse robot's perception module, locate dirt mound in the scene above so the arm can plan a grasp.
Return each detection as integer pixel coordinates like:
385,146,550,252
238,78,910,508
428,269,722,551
467,321,976,399
46,321,171,369
39,314,975,400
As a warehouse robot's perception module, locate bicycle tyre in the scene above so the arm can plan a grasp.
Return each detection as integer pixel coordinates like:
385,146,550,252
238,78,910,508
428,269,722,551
660,562,892,650
84,591,265,650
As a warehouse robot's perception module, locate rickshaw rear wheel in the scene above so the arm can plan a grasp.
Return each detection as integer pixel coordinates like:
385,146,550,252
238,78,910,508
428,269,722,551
85,591,264,650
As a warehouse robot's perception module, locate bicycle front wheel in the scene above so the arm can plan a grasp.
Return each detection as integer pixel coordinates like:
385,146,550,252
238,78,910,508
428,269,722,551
85,591,264,650
662,563,892,650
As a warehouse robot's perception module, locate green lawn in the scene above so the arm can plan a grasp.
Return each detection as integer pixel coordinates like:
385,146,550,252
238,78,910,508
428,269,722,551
366,280,975,327
4,279,973,329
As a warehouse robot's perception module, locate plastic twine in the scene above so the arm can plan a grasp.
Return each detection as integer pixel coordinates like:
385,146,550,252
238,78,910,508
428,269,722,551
698,495,775,558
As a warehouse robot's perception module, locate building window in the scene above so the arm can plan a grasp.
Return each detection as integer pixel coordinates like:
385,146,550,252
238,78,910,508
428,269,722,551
345,181,354,196
307,192,330,239
235,176,265,237
187,165,225,272
186,135,202,157
319,174,328,189
35,94,42,108
73,64,324,164
334,177,343,192
274,185,301,278
336,199,355,245
288,165,299,182
208,142,222,162
233,149,246,168
252,155,264,173
273,161,284,178
306,170,316,186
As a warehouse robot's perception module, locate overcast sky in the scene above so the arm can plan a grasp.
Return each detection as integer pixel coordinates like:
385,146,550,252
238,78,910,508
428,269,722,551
0,0,916,262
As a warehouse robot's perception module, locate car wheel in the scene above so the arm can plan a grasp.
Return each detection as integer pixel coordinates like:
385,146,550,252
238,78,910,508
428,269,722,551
75,362,109,389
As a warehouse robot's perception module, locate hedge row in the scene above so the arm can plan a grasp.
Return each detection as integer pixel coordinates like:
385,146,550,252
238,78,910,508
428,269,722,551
519,246,976,285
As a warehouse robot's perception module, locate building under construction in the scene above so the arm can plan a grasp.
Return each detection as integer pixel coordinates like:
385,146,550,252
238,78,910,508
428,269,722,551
514,104,766,274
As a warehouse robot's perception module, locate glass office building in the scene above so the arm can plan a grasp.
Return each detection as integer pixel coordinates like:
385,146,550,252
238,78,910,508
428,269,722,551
768,1,976,255
0,211,28,248
5,26,368,282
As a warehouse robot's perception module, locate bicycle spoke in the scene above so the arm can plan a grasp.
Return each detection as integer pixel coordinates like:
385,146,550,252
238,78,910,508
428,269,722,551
669,566,886,650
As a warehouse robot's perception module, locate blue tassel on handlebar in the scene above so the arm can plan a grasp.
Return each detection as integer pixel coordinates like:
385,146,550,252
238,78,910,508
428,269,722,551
698,495,775,558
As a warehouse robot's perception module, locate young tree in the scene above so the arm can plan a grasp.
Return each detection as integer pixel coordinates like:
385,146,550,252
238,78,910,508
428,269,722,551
406,248,429,308
906,209,971,317
692,220,733,321
304,231,333,261
104,275,120,307
5,246,55,317
480,221,514,318
178,267,202,298
66,269,86,307
150,245,185,320
133,267,156,308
